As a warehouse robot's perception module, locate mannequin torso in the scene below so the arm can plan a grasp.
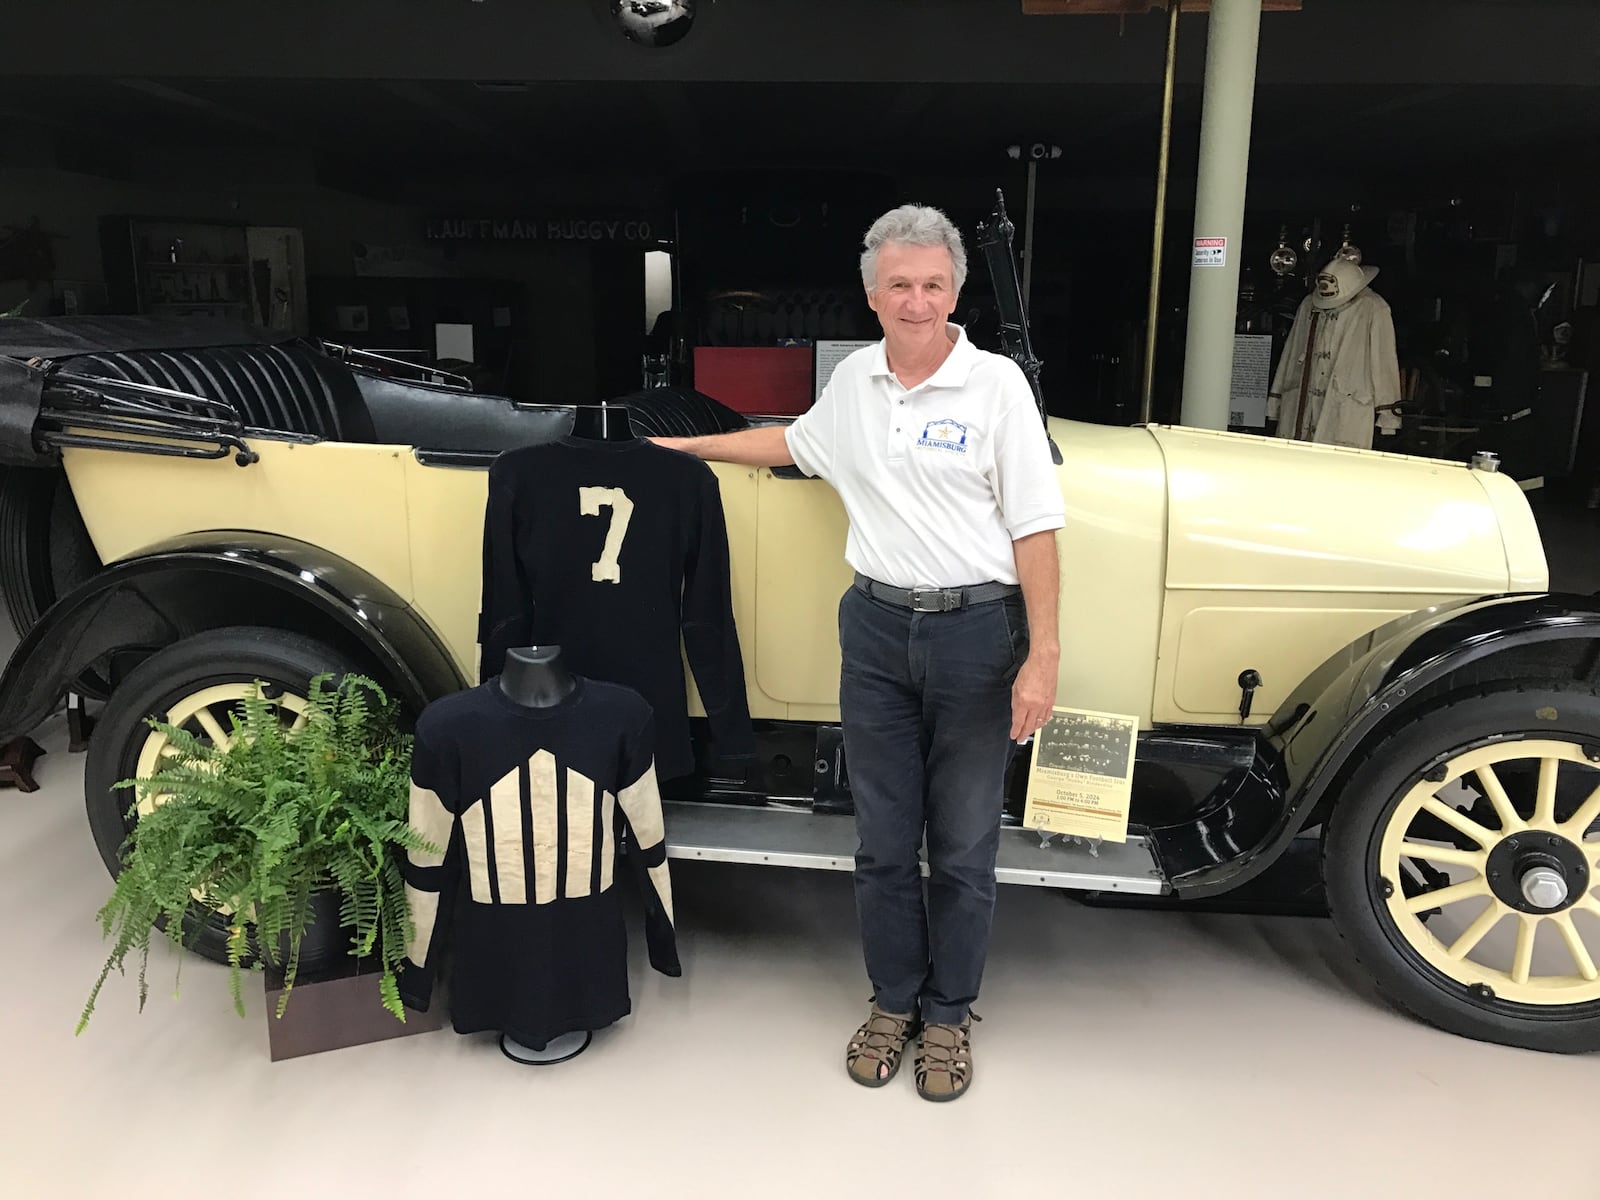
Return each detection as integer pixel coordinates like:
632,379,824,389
494,643,592,1065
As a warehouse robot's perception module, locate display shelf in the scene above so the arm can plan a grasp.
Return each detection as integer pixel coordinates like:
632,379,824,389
100,215,256,320
661,800,1166,893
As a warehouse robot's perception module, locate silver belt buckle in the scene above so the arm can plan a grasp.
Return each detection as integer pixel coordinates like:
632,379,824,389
908,587,959,613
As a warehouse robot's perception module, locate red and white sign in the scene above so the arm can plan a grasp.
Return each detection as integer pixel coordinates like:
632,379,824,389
1193,236,1228,268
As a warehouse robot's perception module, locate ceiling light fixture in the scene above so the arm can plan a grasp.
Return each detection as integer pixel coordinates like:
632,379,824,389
610,1,698,48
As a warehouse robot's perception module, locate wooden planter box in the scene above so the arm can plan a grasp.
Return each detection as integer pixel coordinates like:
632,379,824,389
262,957,442,1061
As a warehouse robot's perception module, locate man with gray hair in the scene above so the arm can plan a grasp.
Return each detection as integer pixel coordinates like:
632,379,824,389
652,203,1064,1101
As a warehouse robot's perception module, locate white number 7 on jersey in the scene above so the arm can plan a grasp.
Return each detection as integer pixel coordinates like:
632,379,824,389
578,486,634,584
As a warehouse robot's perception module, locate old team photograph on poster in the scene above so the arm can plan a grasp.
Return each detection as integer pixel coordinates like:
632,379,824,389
1023,707,1138,842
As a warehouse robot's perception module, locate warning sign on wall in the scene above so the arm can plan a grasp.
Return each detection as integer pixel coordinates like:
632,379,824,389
1193,237,1228,268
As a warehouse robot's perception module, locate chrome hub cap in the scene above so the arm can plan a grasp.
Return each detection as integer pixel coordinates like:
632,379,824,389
1522,867,1570,911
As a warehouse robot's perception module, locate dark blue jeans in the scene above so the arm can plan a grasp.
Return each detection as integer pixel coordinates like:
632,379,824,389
838,581,1028,1026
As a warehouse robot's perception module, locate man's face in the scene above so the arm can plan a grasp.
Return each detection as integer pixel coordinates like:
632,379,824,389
867,242,959,349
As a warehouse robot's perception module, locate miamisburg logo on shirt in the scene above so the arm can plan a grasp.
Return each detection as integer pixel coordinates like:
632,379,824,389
917,419,969,454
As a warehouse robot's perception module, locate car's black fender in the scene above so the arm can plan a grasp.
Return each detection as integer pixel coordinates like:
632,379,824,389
0,531,468,743
1166,591,1600,898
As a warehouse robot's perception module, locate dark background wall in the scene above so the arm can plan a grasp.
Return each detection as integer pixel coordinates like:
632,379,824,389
2,0,1597,416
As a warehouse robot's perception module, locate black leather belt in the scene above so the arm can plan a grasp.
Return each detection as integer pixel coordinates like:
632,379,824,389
854,572,1021,613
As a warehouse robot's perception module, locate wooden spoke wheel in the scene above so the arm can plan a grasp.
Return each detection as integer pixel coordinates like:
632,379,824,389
83,626,360,967
1325,684,1600,1053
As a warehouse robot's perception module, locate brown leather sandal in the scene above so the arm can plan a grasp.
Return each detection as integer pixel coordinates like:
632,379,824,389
914,1011,980,1101
845,1003,920,1087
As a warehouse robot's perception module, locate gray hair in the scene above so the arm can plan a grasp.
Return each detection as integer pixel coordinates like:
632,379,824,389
859,204,968,294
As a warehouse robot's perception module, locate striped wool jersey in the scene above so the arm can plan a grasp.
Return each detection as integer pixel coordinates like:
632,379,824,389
397,676,680,1046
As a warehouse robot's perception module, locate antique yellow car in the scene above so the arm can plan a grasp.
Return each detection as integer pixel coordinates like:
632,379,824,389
1,304,1596,1056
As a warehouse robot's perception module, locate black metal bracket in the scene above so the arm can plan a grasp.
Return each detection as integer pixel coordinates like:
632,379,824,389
320,340,473,391
37,423,258,466
813,725,853,815
66,691,94,753
412,448,498,469
1238,669,1262,722
976,188,1062,466
34,369,260,466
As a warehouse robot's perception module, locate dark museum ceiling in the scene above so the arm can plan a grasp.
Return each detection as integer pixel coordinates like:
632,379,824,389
3,76,1597,190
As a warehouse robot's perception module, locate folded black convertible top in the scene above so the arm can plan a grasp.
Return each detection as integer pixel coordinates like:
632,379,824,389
0,315,289,361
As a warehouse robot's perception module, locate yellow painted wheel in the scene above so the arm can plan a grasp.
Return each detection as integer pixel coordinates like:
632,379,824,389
1378,739,1600,1006
130,683,309,818
1323,683,1600,1053
83,626,361,967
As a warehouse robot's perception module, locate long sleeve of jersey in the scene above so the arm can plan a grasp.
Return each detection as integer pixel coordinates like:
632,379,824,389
397,723,461,1013
614,707,680,977
478,453,533,680
681,467,754,762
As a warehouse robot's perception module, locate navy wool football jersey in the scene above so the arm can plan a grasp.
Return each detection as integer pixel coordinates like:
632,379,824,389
398,677,680,1046
479,435,754,780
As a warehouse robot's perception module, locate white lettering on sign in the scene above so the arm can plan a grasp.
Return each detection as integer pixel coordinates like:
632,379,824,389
1193,236,1228,268
546,220,653,242
426,218,655,242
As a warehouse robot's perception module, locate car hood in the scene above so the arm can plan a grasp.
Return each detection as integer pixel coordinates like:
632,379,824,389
1139,424,1548,596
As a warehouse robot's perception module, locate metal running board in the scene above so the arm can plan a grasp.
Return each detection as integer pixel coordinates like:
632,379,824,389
663,801,1167,895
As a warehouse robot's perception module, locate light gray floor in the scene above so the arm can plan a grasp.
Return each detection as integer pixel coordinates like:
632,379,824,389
3,709,1596,1200
5,499,1600,1198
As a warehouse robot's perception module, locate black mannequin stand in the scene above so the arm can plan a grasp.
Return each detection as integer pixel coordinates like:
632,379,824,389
500,1029,593,1066
495,644,592,1065
570,400,634,441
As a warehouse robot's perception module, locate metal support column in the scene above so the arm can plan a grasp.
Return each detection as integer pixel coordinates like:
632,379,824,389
1139,0,1182,425
1022,159,1038,313
1178,0,1263,430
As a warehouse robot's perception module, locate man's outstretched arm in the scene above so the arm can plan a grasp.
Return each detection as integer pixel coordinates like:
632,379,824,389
650,425,795,467
1009,529,1061,742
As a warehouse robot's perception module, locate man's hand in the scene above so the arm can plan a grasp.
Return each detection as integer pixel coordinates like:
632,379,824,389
1011,646,1059,742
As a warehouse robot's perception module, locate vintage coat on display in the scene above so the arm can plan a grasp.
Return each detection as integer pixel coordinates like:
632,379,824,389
1268,260,1401,450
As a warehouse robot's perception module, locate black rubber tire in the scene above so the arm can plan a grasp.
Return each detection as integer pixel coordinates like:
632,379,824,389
0,465,101,635
1323,682,1600,1053
0,465,108,696
83,626,361,967
0,465,63,637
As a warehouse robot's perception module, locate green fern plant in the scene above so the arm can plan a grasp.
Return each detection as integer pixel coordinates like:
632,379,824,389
77,673,439,1033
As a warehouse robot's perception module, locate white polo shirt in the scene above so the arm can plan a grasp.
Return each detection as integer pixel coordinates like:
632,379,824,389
784,323,1065,589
